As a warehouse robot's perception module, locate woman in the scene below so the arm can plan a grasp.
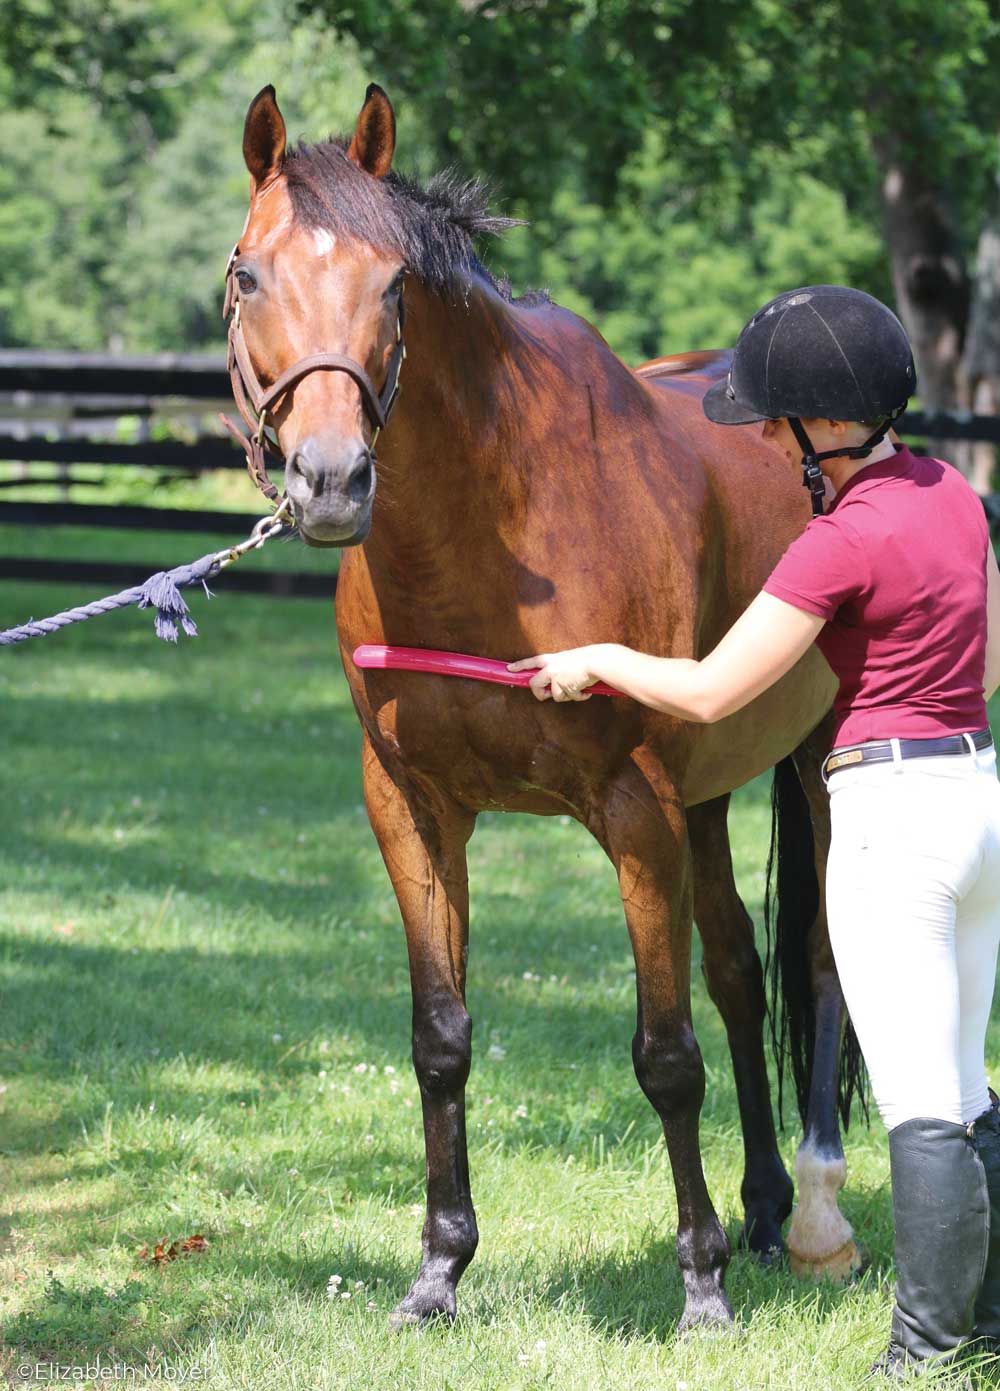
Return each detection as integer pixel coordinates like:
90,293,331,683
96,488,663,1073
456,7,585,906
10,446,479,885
508,285,1000,1379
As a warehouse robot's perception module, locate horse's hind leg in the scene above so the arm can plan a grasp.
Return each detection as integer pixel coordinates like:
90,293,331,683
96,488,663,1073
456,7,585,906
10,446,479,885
360,732,479,1325
783,722,865,1281
687,794,793,1262
596,760,733,1332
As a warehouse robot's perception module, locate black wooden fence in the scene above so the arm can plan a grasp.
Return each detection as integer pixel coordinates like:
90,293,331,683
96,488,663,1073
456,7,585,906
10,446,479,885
2,350,999,595
0,350,334,597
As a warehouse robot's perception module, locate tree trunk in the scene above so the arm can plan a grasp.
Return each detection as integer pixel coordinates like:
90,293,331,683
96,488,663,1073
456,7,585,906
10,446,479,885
962,182,1000,495
871,132,971,474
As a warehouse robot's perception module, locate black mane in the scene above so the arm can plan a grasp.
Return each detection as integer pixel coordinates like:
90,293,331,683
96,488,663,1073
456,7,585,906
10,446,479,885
282,137,549,304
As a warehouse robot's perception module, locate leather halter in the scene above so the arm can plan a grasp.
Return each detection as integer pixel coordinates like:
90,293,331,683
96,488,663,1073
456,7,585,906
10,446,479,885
220,243,406,506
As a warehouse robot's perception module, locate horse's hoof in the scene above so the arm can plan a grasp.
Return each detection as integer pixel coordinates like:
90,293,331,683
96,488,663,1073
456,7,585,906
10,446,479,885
737,1220,787,1267
388,1285,457,1330
788,1236,866,1282
746,1241,787,1269
676,1292,736,1339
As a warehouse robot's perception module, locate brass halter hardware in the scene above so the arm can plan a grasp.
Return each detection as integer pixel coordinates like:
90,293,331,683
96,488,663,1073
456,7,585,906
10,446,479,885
220,243,406,507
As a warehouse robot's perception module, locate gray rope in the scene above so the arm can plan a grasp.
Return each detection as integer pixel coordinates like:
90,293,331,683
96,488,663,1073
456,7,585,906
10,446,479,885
0,550,224,646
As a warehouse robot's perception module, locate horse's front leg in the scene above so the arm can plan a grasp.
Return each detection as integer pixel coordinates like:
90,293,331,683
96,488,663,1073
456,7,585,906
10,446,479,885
360,731,479,1325
688,794,793,1263
596,761,733,1332
785,728,865,1282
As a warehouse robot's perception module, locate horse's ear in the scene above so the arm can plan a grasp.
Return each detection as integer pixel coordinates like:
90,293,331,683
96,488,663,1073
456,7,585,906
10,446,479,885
243,85,287,190
347,83,396,179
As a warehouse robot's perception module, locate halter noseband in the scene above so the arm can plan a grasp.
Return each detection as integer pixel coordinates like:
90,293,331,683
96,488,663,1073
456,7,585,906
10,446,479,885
220,243,406,506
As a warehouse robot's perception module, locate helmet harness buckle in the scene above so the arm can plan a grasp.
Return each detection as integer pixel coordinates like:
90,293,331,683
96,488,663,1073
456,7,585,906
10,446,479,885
787,408,907,517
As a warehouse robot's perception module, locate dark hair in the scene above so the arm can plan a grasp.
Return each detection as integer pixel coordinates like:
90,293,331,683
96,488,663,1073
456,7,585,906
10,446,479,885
282,137,548,304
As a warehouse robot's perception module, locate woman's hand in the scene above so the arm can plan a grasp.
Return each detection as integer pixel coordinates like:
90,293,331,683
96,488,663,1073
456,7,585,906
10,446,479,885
505,594,824,722
506,647,598,701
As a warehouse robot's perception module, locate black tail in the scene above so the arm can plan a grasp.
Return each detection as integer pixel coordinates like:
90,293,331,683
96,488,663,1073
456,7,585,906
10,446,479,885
763,755,869,1131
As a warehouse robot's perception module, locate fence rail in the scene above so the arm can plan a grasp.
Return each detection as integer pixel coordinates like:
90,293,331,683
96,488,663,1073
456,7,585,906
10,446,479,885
0,436,243,470
898,411,1000,445
0,556,333,598
0,350,230,400
1,353,999,597
0,501,268,534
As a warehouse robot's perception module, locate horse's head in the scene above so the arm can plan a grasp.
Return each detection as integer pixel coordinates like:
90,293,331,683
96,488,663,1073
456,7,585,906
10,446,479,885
228,84,404,547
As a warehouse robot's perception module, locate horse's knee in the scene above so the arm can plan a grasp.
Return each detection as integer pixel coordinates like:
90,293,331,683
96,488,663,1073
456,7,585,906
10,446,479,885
412,995,472,1097
700,936,764,1002
632,1024,705,1115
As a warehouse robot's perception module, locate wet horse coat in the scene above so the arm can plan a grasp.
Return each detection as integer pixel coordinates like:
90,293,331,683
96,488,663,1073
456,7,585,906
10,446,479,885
230,82,861,1330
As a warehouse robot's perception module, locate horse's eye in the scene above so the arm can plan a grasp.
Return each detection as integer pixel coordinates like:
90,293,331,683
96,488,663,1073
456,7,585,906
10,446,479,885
235,269,257,295
387,272,405,298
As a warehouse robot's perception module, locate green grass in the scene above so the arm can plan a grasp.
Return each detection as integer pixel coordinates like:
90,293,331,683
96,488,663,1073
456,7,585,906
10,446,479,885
1,577,999,1389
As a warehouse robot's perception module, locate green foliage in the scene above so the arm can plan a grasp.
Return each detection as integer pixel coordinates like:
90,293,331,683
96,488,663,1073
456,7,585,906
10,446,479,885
0,5,380,351
299,0,1000,231
0,99,124,349
496,137,887,362
0,0,991,370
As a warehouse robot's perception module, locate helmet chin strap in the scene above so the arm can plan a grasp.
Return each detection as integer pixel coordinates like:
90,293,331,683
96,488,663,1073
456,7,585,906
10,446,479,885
787,415,898,516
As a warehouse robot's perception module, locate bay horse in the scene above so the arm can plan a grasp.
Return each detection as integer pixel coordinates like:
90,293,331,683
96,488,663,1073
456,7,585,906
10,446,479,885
225,82,867,1331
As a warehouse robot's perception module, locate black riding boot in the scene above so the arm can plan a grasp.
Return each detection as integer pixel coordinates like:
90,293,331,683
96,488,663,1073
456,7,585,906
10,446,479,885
867,1116,989,1381
967,1093,1000,1359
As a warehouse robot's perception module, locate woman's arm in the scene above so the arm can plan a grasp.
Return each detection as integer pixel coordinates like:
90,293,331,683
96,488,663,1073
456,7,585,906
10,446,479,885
507,590,826,721
985,540,1000,702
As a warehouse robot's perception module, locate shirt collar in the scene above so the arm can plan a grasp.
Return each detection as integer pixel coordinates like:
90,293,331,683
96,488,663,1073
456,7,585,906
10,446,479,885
828,442,914,511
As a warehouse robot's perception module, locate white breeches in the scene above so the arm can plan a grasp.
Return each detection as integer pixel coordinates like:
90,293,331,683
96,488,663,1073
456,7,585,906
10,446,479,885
825,735,1000,1132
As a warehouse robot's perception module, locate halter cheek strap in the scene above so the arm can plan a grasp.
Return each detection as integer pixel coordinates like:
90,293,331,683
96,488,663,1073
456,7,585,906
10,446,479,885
787,409,906,517
220,244,406,506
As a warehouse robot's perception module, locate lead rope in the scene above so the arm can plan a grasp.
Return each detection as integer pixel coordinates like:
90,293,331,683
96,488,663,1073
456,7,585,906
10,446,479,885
0,499,292,646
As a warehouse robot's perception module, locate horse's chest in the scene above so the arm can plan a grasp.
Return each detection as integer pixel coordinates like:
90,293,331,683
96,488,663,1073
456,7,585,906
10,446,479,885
362,683,616,816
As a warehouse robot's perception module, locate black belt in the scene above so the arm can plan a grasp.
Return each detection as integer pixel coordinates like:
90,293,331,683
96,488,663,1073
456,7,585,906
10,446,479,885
822,726,994,782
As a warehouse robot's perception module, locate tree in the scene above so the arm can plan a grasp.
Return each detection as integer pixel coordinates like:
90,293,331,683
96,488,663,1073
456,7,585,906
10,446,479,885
300,0,1000,480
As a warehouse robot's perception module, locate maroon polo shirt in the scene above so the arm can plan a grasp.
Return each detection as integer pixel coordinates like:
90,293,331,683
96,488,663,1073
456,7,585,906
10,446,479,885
762,443,990,747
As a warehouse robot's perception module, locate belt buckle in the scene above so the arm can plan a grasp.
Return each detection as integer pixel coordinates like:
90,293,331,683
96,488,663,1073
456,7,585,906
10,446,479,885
825,749,865,774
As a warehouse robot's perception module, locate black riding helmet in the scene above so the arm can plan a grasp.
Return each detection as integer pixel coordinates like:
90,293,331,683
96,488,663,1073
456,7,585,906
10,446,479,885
702,285,916,516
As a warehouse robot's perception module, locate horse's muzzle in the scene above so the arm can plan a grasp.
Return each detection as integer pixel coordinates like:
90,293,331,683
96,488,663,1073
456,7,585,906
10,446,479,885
286,436,376,546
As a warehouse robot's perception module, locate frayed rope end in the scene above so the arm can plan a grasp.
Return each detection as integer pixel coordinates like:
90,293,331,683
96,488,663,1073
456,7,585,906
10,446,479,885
136,553,221,641
137,571,198,642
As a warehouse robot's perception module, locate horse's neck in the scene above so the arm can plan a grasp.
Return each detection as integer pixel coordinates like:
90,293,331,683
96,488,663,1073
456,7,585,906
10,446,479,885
364,275,635,574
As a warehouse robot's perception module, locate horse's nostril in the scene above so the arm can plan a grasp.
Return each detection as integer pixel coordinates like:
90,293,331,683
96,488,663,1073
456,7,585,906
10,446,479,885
347,449,373,498
290,451,325,498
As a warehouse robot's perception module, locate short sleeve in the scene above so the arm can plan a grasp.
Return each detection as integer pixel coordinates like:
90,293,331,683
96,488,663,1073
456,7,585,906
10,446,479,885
761,515,869,621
